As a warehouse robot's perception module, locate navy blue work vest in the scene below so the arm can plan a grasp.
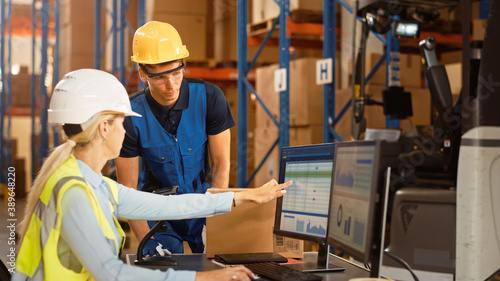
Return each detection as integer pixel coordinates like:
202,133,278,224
130,82,208,194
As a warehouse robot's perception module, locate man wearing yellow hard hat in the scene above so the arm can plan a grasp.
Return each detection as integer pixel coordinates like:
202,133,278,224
115,21,235,256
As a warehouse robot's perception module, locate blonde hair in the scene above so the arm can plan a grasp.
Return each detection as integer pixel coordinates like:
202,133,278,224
19,111,121,238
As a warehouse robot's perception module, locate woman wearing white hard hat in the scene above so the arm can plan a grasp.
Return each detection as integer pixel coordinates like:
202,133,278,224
12,69,291,281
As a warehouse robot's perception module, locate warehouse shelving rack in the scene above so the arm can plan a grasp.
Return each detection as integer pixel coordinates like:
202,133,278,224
235,0,485,188
94,0,146,90
0,0,489,185
236,0,399,187
0,0,62,181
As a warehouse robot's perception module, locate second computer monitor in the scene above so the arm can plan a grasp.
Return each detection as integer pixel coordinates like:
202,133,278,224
326,140,382,264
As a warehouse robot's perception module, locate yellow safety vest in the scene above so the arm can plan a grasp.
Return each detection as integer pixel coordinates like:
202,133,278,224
15,155,126,281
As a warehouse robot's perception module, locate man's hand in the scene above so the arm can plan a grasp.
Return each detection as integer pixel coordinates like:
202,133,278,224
142,238,172,257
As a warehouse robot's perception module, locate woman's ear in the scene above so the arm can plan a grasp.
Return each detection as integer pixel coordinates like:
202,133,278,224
98,120,109,138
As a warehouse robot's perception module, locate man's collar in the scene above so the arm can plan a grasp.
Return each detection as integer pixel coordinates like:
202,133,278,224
144,79,189,110
176,79,189,110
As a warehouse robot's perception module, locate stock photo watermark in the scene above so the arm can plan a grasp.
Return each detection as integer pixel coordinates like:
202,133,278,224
6,166,16,274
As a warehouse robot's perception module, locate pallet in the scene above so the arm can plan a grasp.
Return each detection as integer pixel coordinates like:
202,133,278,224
248,9,338,37
290,9,323,24
248,18,279,37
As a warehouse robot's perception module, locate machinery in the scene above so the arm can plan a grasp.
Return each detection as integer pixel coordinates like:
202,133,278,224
456,1,500,279
352,0,500,279
351,0,455,140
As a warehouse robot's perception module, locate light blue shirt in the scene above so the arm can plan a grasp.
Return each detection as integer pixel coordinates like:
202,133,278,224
56,159,233,281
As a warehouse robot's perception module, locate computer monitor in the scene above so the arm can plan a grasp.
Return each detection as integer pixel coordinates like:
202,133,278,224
274,143,344,272
326,140,389,277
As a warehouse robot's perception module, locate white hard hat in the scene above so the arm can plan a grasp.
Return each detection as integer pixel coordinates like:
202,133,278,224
48,69,141,129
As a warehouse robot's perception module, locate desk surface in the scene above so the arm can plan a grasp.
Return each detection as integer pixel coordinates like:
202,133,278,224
126,252,372,280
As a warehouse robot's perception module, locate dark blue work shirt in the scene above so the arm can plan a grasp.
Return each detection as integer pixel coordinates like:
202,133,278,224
120,78,235,158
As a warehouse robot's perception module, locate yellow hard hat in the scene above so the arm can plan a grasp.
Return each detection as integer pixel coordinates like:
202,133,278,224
131,21,189,64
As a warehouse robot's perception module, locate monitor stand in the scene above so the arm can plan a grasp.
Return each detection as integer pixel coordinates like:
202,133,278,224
134,220,179,266
369,167,392,278
134,255,179,266
283,244,345,273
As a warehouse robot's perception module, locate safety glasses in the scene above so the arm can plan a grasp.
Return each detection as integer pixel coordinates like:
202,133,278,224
139,63,185,85
140,62,185,78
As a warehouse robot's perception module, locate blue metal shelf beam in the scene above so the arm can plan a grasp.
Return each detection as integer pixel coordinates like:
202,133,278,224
30,0,37,180
479,0,489,19
385,23,400,129
25,0,61,179
53,0,60,147
236,0,249,187
237,0,290,188
323,0,337,143
278,0,291,151
38,0,50,169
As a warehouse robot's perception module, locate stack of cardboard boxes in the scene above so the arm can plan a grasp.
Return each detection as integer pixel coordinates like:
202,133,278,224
253,58,340,187
148,0,210,63
343,52,432,133
251,0,323,24
59,0,95,77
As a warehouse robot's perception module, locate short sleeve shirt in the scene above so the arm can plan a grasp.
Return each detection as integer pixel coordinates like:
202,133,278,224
119,78,235,158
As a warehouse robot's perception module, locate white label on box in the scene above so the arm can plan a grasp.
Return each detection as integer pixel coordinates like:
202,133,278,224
316,58,333,85
274,68,287,92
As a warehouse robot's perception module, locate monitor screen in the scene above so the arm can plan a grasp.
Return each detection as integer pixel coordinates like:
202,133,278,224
274,143,336,244
326,140,381,263
393,21,420,38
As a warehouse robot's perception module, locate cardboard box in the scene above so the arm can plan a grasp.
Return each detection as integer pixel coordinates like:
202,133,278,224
206,188,304,259
253,124,325,187
224,86,256,188
335,85,432,134
151,13,208,62
274,234,304,259
205,188,276,258
148,0,208,15
214,0,281,64
399,54,423,88
11,67,35,107
444,63,462,96
214,0,332,63
473,19,487,41
439,51,462,65
348,53,422,88
251,0,323,23
57,0,99,76
66,1,95,56
255,58,339,127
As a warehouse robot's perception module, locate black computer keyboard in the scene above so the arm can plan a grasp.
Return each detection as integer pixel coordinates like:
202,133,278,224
245,262,323,281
